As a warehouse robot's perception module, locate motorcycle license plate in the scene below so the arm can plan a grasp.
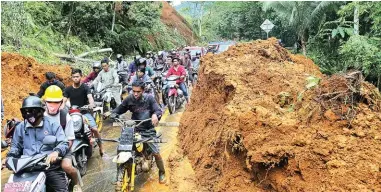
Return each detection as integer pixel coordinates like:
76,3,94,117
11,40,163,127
4,181,32,192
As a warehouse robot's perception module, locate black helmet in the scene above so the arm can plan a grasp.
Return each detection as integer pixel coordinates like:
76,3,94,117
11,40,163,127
21,96,44,110
134,55,141,61
136,58,147,67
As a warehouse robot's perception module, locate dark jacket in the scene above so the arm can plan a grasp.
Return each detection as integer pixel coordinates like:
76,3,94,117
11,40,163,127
112,94,162,136
37,80,66,98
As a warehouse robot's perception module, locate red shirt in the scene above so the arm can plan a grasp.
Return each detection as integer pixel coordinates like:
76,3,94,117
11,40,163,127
166,65,186,83
82,71,98,83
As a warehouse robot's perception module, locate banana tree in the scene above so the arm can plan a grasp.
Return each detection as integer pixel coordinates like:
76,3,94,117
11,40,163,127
263,1,342,55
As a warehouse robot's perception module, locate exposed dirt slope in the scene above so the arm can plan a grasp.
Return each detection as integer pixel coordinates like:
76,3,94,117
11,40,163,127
179,38,381,191
1,52,72,121
160,1,195,45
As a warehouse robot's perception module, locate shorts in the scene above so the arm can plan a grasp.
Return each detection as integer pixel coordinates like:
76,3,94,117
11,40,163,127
83,113,97,129
142,136,160,154
63,150,72,160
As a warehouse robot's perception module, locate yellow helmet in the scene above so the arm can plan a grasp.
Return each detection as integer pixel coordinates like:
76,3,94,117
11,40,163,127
44,85,63,102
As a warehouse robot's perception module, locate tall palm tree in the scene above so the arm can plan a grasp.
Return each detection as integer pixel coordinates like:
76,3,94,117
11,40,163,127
263,1,341,55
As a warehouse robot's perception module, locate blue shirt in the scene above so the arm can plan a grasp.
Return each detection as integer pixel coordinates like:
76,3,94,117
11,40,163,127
7,118,69,158
129,61,137,73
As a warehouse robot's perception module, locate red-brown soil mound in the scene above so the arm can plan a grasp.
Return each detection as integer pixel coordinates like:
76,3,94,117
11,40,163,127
1,52,72,121
179,38,381,191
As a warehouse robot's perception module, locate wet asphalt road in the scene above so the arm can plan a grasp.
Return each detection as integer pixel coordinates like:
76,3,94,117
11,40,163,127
1,107,184,192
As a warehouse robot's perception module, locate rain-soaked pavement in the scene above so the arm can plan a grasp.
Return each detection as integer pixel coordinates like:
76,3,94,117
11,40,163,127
1,107,185,192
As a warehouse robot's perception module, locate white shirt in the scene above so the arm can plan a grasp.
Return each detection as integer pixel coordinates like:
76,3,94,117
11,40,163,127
44,112,75,141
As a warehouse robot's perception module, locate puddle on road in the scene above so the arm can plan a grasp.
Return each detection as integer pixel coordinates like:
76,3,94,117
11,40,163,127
82,110,184,192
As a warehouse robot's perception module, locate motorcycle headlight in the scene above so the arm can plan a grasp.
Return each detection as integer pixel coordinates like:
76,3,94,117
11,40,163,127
71,114,83,133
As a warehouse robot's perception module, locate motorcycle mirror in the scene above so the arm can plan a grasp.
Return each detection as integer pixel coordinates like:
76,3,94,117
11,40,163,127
42,135,57,145
1,140,8,148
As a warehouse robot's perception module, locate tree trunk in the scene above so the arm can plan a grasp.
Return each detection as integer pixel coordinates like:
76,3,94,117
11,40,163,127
111,2,116,32
354,2,359,35
301,35,306,56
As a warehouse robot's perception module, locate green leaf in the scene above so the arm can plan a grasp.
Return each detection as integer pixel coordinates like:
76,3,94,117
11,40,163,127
338,27,345,38
332,28,338,38
344,27,354,36
306,76,321,89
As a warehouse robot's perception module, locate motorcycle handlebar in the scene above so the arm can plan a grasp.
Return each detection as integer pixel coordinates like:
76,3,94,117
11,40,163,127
113,118,152,128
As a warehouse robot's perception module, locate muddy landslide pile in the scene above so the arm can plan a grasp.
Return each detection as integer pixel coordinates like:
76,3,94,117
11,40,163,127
179,38,381,191
1,52,72,121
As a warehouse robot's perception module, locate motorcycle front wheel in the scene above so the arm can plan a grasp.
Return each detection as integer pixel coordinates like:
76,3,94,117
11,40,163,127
76,153,88,176
94,111,103,132
168,96,176,114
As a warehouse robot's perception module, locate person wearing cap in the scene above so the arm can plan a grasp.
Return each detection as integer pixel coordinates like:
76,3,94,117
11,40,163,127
82,62,102,84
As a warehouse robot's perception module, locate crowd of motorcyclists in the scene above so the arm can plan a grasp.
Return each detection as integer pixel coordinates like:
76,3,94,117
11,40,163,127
1,49,202,192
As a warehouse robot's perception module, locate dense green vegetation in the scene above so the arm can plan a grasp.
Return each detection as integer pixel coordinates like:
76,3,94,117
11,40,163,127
177,1,381,89
1,1,187,64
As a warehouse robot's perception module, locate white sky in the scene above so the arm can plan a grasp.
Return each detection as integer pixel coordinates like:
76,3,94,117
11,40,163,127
172,0,182,6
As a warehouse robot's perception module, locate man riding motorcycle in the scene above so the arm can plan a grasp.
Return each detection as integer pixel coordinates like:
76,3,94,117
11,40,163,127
63,68,104,156
2,96,69,192
136,57,155,79
155,51,169,71
190,52,201,86
128,55,141,78
129,67,154,95
107,80,166,184
82,62,102,84
146,51,154,68
44,85,82,192
92,58,121,107
115,54,129,86
165,57,190,104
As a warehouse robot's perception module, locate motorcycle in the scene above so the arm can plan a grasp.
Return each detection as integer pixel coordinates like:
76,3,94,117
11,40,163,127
92,83,122,132
191,67,199,85
163,75,187,114
68,105,94,178
3,136,65,192
111,118,164,192
118,72,130,94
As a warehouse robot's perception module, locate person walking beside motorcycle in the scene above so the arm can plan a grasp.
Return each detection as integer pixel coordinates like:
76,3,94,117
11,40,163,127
2,96,69,192
37,72,66,98
63,69,104,156
107,80,166,184
82,62,102,84
115,54,129,86
165,57,190,104
93,58,122,107
43,85,83,192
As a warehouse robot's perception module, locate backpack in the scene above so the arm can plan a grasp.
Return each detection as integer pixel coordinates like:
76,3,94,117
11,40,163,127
59,108,68,129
